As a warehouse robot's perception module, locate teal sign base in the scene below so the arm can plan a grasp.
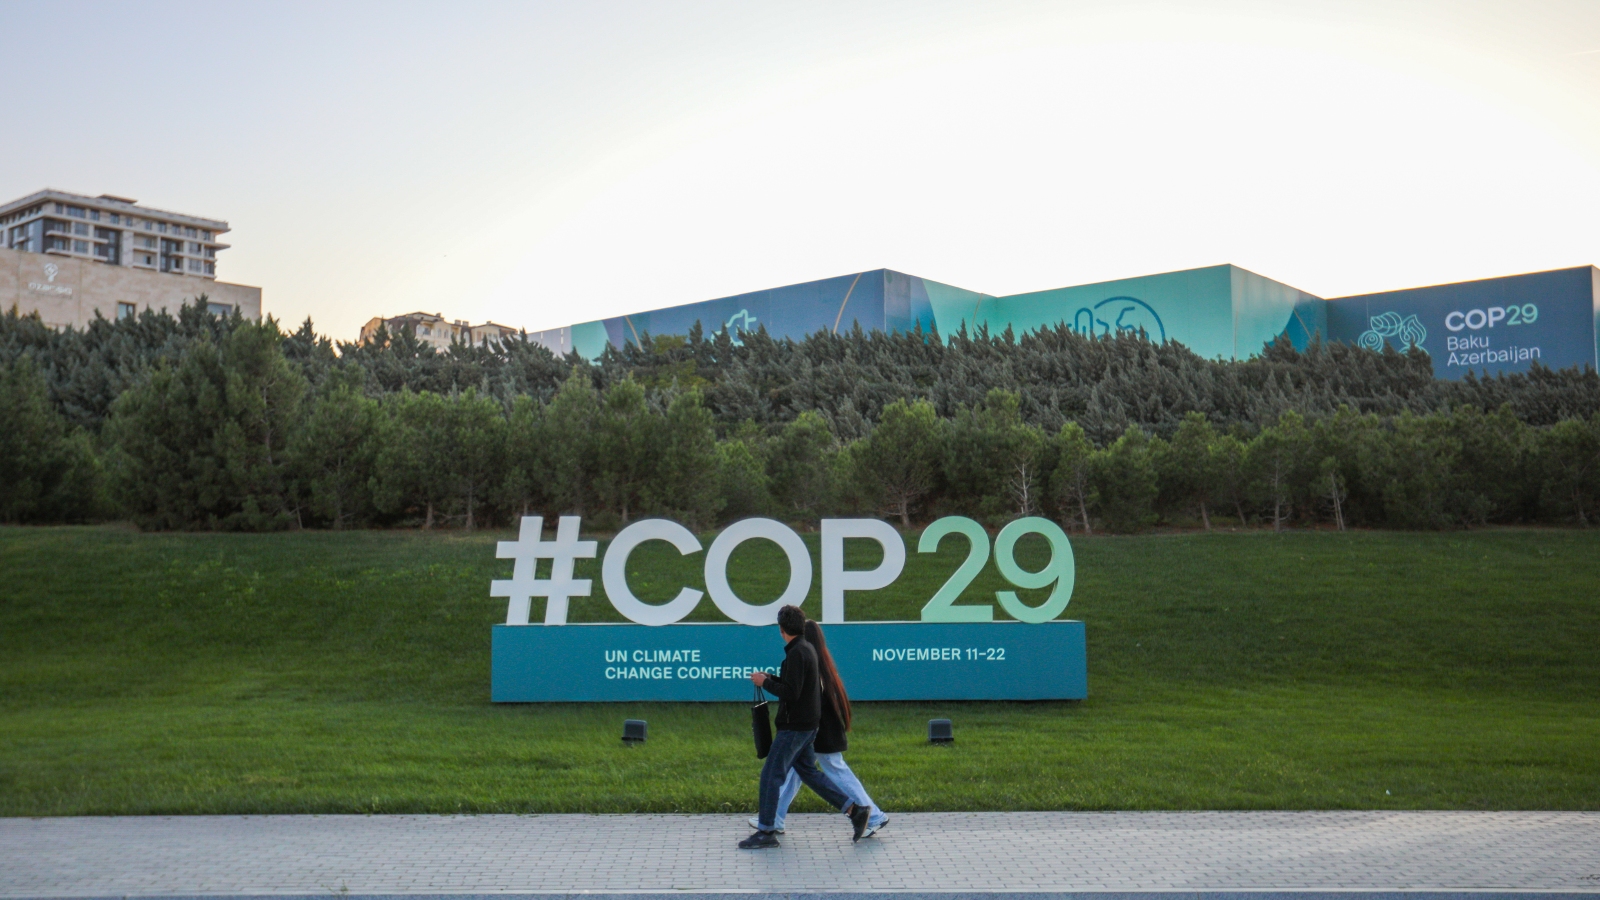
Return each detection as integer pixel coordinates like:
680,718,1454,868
491,621,1086,702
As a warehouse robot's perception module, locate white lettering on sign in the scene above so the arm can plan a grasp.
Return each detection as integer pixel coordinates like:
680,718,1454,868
1446,304,1539,332
494,514,1075,627
871,647,1008,661
820,518,905,624
27,283,72,295
604,664,778,680
601,519,703,626
704,518,812,625
491,516,597,625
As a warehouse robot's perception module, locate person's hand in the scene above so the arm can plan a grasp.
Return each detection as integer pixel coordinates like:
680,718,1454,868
751,671,768,687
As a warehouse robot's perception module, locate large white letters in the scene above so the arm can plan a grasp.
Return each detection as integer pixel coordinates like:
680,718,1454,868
601,518,705,626
820,518,905,624
496,514,1074,627
492,516,597,625
703,518,813,626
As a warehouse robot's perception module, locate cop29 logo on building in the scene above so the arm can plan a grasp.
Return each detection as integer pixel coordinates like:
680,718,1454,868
488,515,1088,703
1359,311,1426,351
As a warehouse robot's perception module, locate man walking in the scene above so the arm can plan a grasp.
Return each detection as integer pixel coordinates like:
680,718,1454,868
740,604,870,849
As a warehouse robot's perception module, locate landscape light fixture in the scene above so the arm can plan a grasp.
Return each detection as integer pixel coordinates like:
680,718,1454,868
927,718,954,744
622,719,647,743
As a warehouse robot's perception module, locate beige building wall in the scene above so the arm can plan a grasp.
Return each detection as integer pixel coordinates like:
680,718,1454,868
1,246,261,329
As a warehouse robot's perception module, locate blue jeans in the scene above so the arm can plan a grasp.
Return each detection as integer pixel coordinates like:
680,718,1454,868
773,752,886,830
756,729,852,832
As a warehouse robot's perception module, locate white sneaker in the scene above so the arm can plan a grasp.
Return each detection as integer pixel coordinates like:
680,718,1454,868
746,817,784,833
864,815,889,838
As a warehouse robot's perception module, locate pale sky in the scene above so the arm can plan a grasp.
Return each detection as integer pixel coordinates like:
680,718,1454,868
5,1,1600,342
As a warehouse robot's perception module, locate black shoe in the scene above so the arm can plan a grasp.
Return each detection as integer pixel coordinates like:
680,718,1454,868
738,830,780,850
847,802,870,842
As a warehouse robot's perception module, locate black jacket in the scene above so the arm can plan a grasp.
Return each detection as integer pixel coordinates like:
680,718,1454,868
814,684,847,754
762,635,821,731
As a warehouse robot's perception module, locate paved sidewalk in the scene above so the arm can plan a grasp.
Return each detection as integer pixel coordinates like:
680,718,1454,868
1,812,1597,898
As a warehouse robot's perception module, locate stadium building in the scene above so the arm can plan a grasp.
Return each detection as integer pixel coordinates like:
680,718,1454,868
526,262,1598,380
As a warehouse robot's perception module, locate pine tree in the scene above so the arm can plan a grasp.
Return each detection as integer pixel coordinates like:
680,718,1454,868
594,378,656,525
448,389,508,531
0,356,102,523
1534,412,1600,525
290,382,382,528
106,319,305,530
1048,421,1097,534
853,398,943,527
1092,426,1159,533
651,389,723,528
1159,412,1220,529
768,411,838,519
542,370,601,516
1246,411,1314,532
374,390,455,528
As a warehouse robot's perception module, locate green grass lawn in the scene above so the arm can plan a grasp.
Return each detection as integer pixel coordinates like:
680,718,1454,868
1,524,1596,815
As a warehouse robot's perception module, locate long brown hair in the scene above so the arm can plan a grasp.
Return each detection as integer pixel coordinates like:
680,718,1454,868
805,619,851,730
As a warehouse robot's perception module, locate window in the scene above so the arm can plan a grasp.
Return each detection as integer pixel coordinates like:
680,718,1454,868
54,203,63,213
73,240,89,253
141,254,154,266
185,227,196,238
89,209,100,222
157,223,167,234
67,206,86,219
73,222,88,236
188,242,201,253
202,230,212,240
117,302,136,320
206,302,232,316
203,261,214,275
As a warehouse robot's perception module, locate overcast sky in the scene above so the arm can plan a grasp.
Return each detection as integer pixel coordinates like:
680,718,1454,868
5,0,1600,341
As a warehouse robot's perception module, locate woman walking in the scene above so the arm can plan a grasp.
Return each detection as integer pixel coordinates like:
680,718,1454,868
750,618,889,837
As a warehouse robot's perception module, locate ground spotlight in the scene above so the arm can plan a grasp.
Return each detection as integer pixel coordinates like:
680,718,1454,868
622,719,647,743
928,718,953,743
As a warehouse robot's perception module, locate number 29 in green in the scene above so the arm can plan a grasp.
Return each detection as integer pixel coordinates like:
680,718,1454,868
918,516,1076,624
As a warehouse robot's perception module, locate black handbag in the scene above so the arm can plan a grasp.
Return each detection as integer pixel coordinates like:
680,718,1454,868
752,683,773,759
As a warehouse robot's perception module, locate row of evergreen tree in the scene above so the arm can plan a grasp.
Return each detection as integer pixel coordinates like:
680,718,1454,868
2,303,1598,530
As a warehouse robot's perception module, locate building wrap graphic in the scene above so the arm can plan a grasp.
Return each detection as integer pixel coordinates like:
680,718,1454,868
1327,267,1598,379
1070,296,1167,342
522,265,1598,381
723,309,758,345
1358,311,1427,352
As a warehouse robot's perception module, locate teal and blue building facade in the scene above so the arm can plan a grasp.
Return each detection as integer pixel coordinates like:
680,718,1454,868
528,263,1599,381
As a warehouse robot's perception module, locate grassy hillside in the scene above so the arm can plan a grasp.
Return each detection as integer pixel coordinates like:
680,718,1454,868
1,525,1596,815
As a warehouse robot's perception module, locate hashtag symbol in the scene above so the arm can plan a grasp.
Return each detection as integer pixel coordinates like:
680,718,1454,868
492,516,598,625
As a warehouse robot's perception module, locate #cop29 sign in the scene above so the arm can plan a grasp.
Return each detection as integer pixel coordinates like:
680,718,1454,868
489,516,1087,702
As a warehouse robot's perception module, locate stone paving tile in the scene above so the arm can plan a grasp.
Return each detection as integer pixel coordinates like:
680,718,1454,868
0,812,1597,897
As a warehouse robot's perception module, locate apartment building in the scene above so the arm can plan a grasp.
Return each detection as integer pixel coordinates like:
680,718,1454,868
359,312,522,351
1,188,261,328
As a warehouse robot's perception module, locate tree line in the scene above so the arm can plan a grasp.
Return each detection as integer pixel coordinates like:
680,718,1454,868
2,302,1598,531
